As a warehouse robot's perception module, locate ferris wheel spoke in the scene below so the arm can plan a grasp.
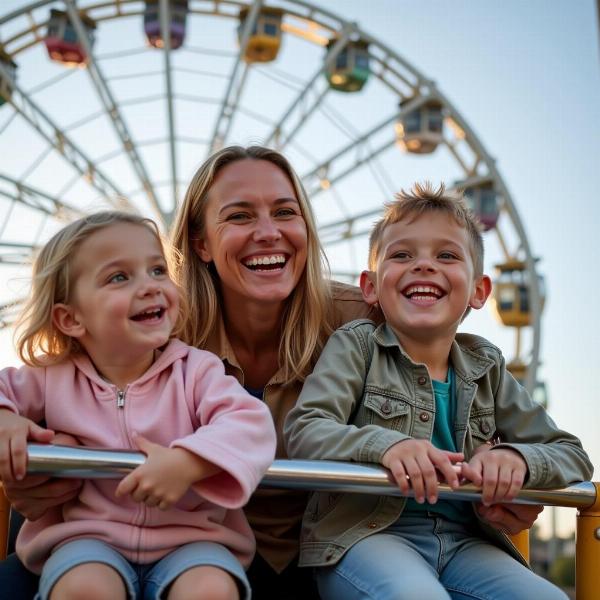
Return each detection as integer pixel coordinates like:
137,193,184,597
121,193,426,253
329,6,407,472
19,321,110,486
159,0,178,214
0,60,125,205
63,0,165,225
264,25,354,148
209,0,264,154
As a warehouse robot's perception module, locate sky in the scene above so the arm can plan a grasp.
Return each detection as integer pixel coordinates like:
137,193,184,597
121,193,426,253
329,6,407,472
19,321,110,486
0,0,599,538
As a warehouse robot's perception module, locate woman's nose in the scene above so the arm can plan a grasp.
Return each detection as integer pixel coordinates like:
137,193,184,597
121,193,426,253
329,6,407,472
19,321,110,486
253,216,282,242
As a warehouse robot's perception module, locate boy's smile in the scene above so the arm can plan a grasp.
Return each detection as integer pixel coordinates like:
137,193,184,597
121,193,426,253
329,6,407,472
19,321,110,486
361,212,491,347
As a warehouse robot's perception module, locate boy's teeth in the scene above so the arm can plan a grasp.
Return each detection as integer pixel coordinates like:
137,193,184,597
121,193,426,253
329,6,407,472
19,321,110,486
405,285,441,297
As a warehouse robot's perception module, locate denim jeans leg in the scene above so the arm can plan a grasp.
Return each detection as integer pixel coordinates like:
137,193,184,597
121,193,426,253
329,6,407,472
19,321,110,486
439,534,568,600
315,523,451,600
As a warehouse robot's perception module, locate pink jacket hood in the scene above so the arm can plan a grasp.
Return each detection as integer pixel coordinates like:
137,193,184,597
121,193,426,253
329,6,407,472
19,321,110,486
0,339,276,572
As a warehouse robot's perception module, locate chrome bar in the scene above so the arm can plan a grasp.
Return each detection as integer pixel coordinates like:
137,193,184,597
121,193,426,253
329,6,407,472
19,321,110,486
27,445,597,509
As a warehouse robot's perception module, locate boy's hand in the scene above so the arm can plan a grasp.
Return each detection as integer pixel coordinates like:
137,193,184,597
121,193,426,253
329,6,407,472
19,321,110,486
475,502,543,535
382,439,464,504
461,448,527,506
0,410,54,483
115,434,219,510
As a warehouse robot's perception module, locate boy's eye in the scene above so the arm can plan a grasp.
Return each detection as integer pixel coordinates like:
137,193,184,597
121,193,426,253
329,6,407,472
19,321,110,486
439,252,458,260
391,251,411,260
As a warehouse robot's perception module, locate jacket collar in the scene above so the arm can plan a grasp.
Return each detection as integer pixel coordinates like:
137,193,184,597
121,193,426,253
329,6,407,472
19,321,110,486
372,322,495,382
71,338,191,389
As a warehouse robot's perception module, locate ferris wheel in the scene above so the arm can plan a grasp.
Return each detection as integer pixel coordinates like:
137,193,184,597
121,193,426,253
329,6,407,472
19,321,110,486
0,0,544,393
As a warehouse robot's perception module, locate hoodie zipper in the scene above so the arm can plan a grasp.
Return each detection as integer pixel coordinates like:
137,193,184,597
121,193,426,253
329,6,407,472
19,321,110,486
117,389,125,408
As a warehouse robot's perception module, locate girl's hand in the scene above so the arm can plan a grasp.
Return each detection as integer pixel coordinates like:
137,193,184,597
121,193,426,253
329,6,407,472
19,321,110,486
382,439,464,504
461,448,528,506
115,434,219,510
0,410,54,482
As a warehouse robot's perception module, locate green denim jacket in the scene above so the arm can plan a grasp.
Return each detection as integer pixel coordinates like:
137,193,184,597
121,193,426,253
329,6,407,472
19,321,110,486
284,320,593,568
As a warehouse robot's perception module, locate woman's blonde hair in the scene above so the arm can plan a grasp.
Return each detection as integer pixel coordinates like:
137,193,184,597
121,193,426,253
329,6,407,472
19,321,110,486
170,145,332,384
15,211,185,367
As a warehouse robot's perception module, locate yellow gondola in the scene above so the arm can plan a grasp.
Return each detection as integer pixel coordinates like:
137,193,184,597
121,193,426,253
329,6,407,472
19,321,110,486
238,7,283,63
491,260,545,327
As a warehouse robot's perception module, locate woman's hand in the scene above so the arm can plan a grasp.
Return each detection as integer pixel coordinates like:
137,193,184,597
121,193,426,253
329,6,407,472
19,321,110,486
115,434,220,510
2,429,82,520
0,410,54,482
382,439,463,504
475,502,543,535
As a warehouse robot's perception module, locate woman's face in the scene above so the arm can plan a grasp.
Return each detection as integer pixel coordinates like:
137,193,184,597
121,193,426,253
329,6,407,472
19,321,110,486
194,159,308,307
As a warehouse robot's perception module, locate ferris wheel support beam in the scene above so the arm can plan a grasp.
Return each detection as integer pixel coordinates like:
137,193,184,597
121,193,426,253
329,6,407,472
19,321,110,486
433,88,542,393
64,0,166,225
0,173,85,220
159,0,178,215
263,25,353,148
301,95,428,192
208,0,264,153
0,61,127,206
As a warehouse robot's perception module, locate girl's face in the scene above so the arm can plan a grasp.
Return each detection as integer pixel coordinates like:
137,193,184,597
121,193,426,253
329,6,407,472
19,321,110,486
54,222,179,369
193,159,308,309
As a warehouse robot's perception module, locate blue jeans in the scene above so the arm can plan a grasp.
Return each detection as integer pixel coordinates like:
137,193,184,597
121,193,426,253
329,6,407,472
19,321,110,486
36,539,250,600
315,516,567,600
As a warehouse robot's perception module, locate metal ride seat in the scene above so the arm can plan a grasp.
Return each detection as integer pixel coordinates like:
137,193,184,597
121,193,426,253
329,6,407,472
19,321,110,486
1,446,599,599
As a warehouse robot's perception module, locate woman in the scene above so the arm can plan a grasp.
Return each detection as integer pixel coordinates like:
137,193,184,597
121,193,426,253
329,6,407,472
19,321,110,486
1,145,541,599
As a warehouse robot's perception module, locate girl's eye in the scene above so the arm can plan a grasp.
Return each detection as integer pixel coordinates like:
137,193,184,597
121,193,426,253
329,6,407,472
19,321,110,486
151,265,167,277
391,251,410,260
439,252,458,260
108,273,127,284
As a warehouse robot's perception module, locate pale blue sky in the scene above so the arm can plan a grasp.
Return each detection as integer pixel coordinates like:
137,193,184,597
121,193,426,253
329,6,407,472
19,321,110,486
1,0,598,536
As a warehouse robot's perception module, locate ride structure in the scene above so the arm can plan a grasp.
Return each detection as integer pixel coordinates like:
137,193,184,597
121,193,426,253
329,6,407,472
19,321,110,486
0,0,545,393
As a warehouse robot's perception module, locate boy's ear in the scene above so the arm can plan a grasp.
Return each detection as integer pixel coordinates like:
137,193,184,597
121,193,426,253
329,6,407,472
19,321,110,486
359,270,379,306
192,238,212,263
469,274,492,310
52,303,86,338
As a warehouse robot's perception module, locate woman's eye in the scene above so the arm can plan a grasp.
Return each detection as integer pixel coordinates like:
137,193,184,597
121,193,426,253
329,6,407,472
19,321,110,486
226,212,251,222
275,207,297,218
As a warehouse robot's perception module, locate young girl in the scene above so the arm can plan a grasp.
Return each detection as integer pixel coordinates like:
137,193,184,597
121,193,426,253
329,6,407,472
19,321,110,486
0,211,277,600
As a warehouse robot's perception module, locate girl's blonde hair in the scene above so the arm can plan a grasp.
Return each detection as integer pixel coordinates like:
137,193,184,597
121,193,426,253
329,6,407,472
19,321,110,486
170,145,333,384
15,211,185,367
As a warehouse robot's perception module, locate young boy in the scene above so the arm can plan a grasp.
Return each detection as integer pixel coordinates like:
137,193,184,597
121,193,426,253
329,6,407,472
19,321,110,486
284,183,592,600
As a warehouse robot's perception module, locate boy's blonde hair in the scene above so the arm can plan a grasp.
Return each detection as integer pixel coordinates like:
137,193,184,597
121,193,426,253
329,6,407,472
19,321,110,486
170,145,333,384
15,211,185,367
368,182,484,275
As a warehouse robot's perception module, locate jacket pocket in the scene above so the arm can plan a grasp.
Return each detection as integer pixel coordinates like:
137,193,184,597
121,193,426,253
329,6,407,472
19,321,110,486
363,392,411,432
469,412,497,443
306,491,343,521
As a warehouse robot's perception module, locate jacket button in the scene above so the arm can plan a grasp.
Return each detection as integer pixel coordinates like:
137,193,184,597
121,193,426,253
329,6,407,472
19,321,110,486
481,421,491,434
367,522,378,529
417,376,427,385
419,412,430,422
381,401,392,414
325,552,334,561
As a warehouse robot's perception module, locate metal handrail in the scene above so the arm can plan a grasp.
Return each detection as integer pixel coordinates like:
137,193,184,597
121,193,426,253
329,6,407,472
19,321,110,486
26,444,597,509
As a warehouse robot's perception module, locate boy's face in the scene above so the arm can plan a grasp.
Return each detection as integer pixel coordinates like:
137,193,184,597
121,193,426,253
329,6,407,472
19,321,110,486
360,212,491,344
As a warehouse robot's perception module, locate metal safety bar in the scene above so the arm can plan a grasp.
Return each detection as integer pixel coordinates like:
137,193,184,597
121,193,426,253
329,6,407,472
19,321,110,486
0,445,598,599
25,444,596,509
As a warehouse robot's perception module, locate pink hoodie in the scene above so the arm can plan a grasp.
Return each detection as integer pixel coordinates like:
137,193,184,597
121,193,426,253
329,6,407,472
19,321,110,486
0,339,276,574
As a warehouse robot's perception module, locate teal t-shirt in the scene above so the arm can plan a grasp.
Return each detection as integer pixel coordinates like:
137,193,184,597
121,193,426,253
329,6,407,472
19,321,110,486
403,367,472,523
